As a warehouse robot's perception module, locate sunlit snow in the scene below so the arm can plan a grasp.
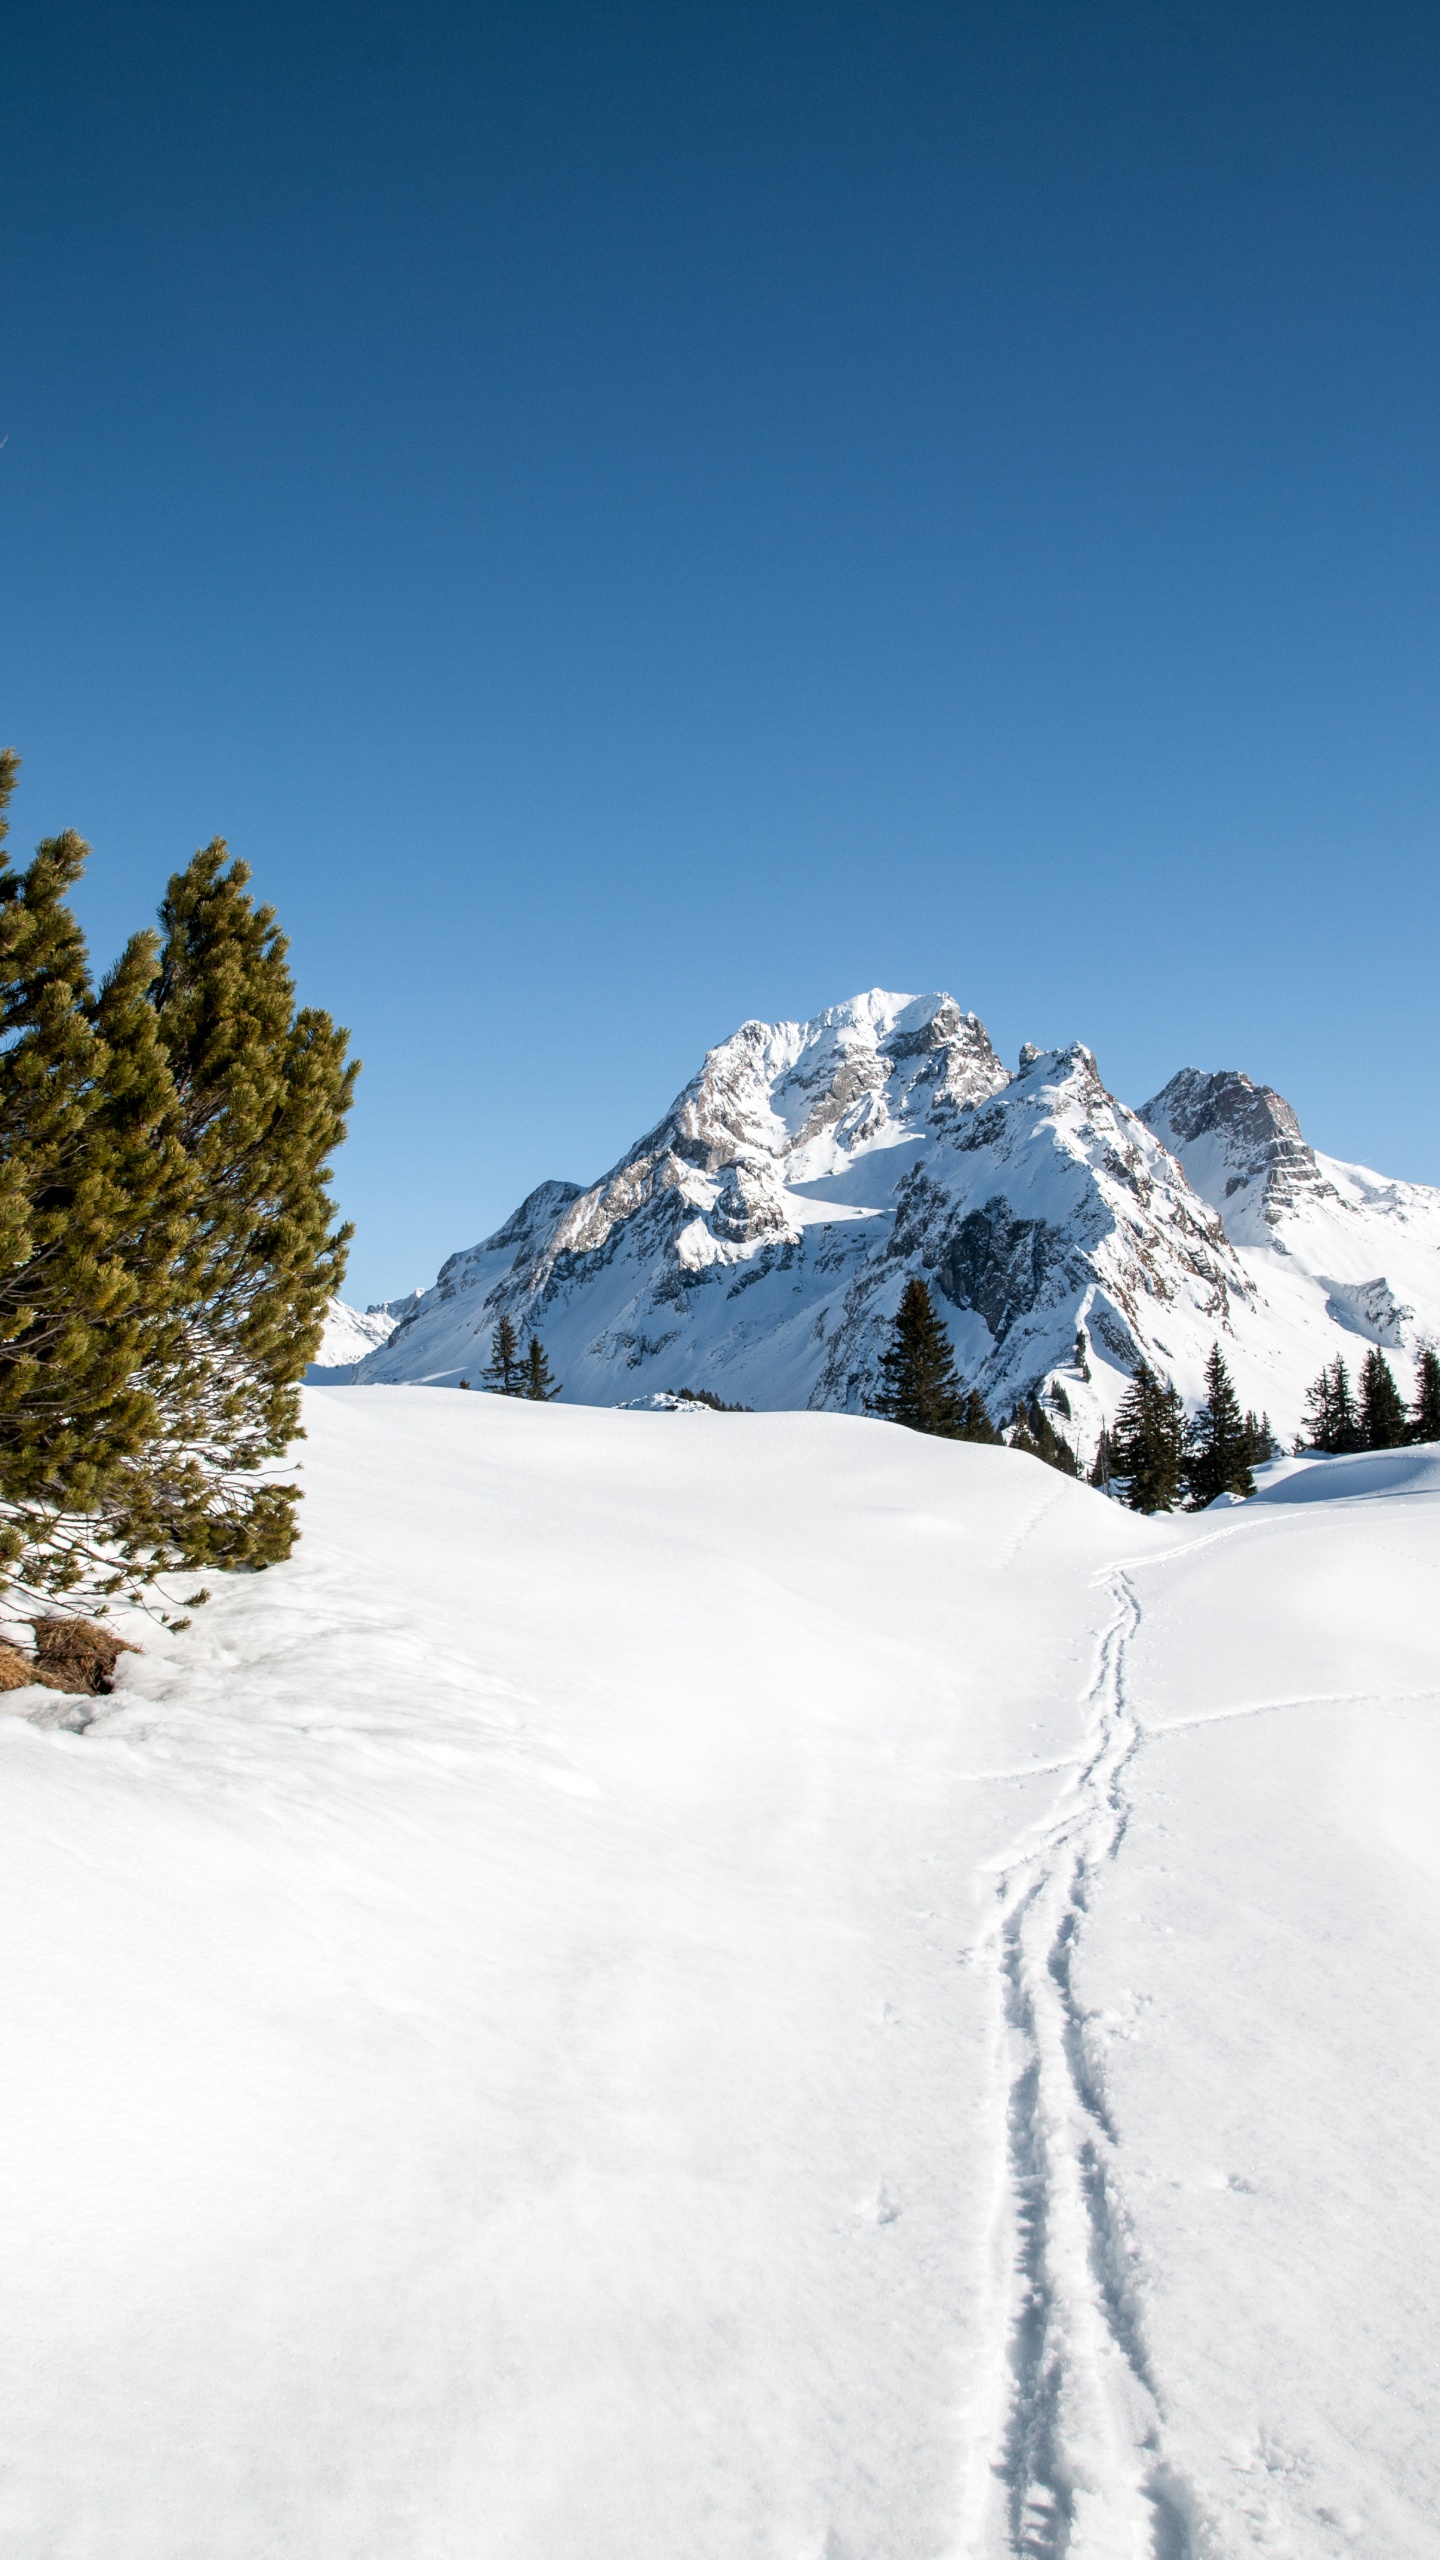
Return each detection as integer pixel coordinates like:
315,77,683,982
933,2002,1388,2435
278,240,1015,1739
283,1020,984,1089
1,1391,1436,2555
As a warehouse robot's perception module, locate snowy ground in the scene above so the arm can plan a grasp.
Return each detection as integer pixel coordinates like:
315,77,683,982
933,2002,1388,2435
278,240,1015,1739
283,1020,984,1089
1,1395,1436,2559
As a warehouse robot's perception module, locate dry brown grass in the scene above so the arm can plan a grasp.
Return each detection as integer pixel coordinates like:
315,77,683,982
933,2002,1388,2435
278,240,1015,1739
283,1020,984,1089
0,1641,43,1692
28,1619,141,1695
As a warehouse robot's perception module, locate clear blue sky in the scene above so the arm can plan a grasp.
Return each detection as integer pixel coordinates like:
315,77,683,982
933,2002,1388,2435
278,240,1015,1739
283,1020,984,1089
4,0,1438,1306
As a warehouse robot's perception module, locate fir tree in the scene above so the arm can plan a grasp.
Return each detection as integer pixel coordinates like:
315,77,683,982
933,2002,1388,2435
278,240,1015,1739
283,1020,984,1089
959,1387,999,1444
1111,1361,1185,1512
1009,1397,1081,1476
1359,1345,1407,1449
1242,1410,1276,1466
1409,1346,1440,1445
1183,1343,1254,1508
1089,1423,1116,1492
1074,1326,1092,1382
1301,1357,1363,1455
521,1333,560,1401
869,1278,966,1435
482,1314,522,1394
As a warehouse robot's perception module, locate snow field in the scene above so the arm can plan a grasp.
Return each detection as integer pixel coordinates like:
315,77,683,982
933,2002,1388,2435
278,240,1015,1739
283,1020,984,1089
0,1392,1436,2557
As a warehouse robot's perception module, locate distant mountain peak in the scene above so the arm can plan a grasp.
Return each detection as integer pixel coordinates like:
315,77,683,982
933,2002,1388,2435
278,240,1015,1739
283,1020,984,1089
336,993,1440,1446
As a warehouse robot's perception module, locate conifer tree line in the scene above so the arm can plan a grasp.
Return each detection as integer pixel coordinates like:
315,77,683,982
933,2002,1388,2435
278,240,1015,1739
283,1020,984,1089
478,1314,561,1400
1298,1345,1438,1452
0,752,355,1610
1091,1345,1274,1513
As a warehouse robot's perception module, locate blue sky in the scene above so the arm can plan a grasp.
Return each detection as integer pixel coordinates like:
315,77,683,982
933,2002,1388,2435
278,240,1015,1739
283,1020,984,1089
4,0,1439,1306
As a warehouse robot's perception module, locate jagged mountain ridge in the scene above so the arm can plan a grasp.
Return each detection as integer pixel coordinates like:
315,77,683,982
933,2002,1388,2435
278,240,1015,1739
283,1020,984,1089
347,990,1440,1448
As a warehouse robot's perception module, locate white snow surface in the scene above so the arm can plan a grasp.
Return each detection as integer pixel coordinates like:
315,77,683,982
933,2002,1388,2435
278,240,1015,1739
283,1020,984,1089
349,990,1440,1449
2,1387,1438,2557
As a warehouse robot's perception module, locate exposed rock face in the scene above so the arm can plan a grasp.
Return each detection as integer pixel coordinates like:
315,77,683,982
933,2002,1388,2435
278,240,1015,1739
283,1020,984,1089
342,990,1440,1445
1141,1067,1338,1239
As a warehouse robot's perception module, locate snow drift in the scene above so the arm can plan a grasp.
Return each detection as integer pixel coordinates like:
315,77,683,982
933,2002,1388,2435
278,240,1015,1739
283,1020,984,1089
1,1388,1437,2556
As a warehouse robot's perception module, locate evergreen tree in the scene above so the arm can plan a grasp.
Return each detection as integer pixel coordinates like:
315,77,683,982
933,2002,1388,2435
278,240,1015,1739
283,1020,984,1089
0,764,193,1595
482,1314,522,1394
1089,1422,1116,1492
1074,1326,1092,1382
1009,1397,1081,1476
869,1278,966,1435
1301,1357,1363,1455
521,1333,560,1401
0,765,355,1602
1359,1345,1407,1449
1409,1346,1440,1445
1183,1343,1254,1508
959,1387,999,1444
1241,1410,1276,1466
1111,1361,1185,1512
140,841,356,1571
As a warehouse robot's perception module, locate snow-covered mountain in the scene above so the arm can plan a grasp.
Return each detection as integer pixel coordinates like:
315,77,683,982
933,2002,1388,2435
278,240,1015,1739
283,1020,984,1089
345,990,1440,1446
307,1292,423,1376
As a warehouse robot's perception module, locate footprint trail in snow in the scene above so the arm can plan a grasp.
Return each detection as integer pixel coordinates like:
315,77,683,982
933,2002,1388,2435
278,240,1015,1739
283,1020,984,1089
980,1571,1196,2560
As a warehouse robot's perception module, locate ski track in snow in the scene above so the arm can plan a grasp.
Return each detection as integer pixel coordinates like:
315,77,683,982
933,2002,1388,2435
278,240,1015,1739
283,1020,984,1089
978,1570,1199,2560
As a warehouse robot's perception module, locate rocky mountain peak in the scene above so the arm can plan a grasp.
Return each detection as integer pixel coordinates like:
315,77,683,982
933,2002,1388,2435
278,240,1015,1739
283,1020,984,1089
1141,1068,1335,1240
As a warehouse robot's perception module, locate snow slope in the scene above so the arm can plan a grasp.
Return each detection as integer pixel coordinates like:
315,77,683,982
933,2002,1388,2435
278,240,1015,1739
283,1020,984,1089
352,991,1440,1449
1,1390,1437,2557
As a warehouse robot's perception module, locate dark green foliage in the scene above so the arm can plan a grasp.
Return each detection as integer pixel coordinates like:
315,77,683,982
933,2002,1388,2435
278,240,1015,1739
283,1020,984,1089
522,1334,561,1401
1235,1409,1273,1468
1074,1326,1091,1382
959,1387,1000,1444
1089,1423,1115,1491
1049,1379,1072,1420
0,757,354,1603
1009,1397,1081,1476
1410,1346,1440,1445
870,1277,967,1435
675,1385,752,1412
142,840,356,1572
1300,1357,1364,1454
1359,1346,1407,1449
1183,1343,1254,1508
1111,1361,1186,1512
483,1314,522,1394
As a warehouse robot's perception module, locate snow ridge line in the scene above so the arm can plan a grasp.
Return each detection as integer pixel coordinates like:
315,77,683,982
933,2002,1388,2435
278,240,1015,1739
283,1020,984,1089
983,1573,1198,2560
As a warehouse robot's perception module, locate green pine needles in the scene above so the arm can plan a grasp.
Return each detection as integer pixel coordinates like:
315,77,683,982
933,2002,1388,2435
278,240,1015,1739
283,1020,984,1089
871,1278,993,1438
1299,1345,1432,1454
0,752,355,1608
481,1314,561,1401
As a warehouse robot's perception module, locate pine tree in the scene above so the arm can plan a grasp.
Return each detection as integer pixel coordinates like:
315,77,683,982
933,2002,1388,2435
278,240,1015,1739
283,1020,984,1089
0,767,355,1602
0,764,193,1595
1409,1346,1440,1445
1089,1423,1116,1491
1074,1326,1092,1382
521,1334,560,1401
869,1278,966,1435
1359,1345,1407,1449
482,1314,522,1394
1111,1361,1185,1512
138,841,356,1571
1302,1356,1363,1455
1183,1343,1254,1508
